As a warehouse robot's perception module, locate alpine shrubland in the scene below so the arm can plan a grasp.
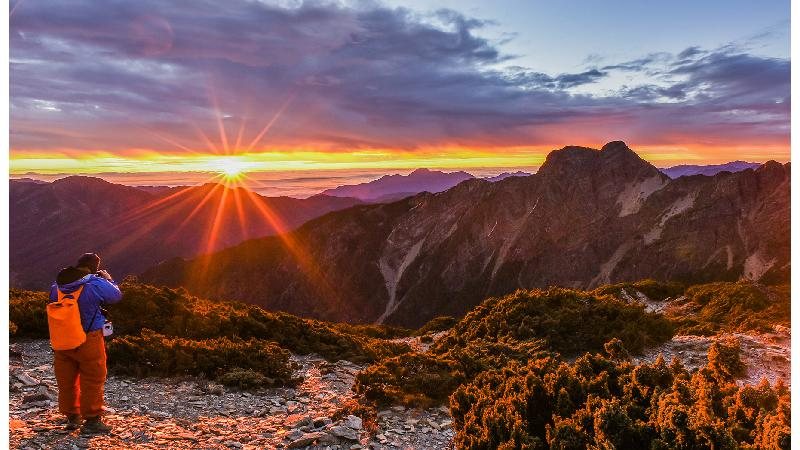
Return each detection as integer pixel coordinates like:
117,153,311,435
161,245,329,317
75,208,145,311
9,282,413,388
10,279,790,445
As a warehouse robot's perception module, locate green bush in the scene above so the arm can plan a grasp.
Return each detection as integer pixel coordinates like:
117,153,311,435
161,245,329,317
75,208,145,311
354,287,673,409
9,289,49,338
432,287,674,357
10,282,411,363
333,323,413,339
217,368,280,390
593,279,686,302
354,352,465,408
107,329,298,387
449,341,790,450
414,316,458,336
668,282,790,334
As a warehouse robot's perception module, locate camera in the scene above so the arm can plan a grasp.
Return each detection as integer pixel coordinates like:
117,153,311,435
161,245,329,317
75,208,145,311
102,321,114,337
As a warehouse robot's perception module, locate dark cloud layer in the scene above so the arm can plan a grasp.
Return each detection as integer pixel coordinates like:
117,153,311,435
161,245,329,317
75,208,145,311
10,0,789,154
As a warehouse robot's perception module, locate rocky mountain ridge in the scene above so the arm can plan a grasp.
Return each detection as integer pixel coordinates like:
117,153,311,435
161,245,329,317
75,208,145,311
10,177,361,289
141,142,790,327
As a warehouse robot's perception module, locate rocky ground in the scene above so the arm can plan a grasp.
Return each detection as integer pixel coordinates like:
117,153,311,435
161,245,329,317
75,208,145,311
618,289,792,387
639,325,791,386
9,340,454,450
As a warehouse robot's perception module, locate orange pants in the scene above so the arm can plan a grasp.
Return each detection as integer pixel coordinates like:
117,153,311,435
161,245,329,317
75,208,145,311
53,330,107,417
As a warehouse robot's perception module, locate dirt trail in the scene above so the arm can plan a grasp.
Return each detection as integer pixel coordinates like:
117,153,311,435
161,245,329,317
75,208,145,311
9,340,454,449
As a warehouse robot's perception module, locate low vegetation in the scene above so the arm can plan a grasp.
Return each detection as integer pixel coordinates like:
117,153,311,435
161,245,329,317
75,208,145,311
413,316,458,336
449,339,789,449
11,279,791,441
354,352,464,408
592,279,686,302
355,287,674,407
10,282,411,363
9,282,412,388
666,282,790,335
434,287,674,357
8,289,48,338
108,329,298,387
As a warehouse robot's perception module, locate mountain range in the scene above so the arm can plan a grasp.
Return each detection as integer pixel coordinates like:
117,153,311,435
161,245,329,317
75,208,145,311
321,168,532,202
9,177,360,289
660,160,762,178
140,142,790,327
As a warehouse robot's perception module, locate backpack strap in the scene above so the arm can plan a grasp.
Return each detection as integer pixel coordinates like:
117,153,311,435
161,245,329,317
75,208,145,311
57,285,85,303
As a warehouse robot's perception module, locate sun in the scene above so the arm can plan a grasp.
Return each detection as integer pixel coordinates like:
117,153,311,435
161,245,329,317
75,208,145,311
213,157,250,181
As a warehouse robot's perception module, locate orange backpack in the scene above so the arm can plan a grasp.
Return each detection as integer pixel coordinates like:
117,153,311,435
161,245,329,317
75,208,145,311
47,286,87,350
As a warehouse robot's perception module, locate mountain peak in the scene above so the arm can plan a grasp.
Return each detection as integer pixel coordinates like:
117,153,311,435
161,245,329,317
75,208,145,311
537,141,662,183
600,140,631,153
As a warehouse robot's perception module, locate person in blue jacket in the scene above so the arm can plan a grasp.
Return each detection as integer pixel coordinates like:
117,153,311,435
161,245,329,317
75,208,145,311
49,253,122,434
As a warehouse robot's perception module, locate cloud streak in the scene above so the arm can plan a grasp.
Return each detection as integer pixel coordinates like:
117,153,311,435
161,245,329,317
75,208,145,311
9,0,789,164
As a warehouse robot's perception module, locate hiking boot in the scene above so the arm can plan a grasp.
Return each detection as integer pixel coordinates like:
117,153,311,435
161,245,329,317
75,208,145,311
64,414,82,430
81,417,111,434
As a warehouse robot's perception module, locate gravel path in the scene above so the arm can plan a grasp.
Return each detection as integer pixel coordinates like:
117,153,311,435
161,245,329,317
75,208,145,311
9,340,454,449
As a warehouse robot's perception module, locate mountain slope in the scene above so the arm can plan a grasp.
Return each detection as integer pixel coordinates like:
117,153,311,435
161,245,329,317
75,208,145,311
141,142,790,327
10,177,361,289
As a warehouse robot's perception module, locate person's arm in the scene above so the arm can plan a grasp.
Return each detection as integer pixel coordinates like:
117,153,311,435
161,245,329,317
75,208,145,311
90,276,123,305
48,284,58,303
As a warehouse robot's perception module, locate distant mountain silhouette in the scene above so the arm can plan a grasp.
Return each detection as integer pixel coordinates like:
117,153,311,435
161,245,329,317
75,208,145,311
321,168,533,202
10,176,361,289
10,177,48,184
141,141,789,327
483,171,532,182
322,168,474,201
660,161,762,179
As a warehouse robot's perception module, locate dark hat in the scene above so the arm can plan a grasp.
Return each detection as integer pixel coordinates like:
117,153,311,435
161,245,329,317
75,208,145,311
57,266,91,285
77,253,101,272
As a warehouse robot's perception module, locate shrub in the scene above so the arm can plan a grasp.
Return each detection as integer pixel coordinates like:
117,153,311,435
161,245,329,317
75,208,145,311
333,323,413,340
414,316,458,336
10,282,412,363
593,279,686,302
9,289,49,338
432,287,674,357
354,287,673,409
217,368,278,390
354,352,465,408
107,329,298,387
668,282,790,334
705,339,746,381
449,341,790,450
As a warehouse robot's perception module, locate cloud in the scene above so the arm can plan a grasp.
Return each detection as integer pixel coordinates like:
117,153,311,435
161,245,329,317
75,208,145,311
9,0,789,157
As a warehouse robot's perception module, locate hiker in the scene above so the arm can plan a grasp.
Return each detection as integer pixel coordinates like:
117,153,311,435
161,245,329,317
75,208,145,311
48,253,122,434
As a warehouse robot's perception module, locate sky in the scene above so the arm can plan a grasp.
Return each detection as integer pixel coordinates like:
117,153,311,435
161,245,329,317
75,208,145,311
9,0,790,195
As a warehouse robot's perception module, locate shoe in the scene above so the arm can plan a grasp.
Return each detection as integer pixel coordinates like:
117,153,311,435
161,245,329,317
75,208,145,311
81,417,111,434
65,414,82,430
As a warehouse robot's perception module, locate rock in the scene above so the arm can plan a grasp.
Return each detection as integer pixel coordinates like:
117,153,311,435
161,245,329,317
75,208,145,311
15,372,39,386
313,416,332,428
344,415,363,430
288,431,326,448
293,417,313,429
206,383,224,396
330,425,359,441
21,393,50,405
